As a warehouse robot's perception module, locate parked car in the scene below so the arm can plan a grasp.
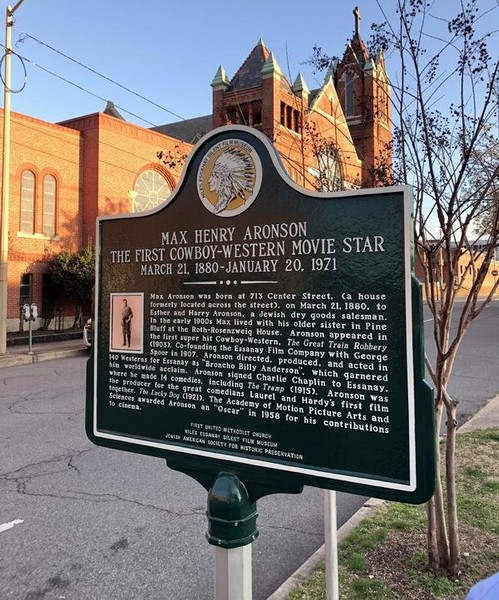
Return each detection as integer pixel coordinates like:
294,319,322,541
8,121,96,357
83,317,92,348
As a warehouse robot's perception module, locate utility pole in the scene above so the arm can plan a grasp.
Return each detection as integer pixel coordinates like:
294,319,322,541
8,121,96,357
0,0,26,354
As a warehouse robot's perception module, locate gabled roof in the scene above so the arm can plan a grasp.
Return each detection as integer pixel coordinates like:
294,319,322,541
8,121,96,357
308,88,321,107
150,21,378,144
151,115,212,144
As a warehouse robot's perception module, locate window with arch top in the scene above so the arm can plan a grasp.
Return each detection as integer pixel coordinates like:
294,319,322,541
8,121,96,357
20,170,35,234
132,169,172,213
43,175,56,237
317,145,343,192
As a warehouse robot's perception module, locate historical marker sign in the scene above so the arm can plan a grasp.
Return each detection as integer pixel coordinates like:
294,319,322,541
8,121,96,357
86,126,435,503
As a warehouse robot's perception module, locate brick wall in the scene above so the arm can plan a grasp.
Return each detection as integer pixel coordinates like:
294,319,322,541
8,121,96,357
62,113,191,245
1,112,81,330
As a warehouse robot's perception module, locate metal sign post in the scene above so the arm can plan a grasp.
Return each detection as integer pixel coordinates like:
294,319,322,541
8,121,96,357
207,472,257,600
324,490,339,600
214,545,252,600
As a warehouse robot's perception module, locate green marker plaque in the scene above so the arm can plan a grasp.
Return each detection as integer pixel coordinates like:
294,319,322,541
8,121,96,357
86,126,435,503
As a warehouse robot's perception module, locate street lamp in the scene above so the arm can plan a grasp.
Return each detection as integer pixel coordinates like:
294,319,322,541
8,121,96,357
0,0,26,354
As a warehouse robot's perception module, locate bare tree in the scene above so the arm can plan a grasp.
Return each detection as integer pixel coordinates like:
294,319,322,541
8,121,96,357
470,133,499,236
311,0,499,576
374,0,499,576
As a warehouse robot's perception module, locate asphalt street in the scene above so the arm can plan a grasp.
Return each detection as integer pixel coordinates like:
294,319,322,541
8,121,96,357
0,354,366,600
423,298,499,425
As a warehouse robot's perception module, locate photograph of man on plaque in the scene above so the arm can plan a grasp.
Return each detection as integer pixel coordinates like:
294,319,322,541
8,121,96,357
110,293,144,353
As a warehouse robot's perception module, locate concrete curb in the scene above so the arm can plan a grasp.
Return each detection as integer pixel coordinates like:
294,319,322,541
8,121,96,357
266,498,385,600
0,347,87,368
458,394,499,432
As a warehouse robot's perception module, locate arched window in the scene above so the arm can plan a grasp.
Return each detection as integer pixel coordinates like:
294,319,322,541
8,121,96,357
20,170,35,233
317,146,343,192
132,169,172,213
43,175,56,237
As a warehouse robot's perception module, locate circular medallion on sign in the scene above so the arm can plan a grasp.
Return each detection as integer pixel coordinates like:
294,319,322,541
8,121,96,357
197,139,262,217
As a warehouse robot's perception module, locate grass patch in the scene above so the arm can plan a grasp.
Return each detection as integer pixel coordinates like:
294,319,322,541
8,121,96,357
288,429,499,599
350,577,392,598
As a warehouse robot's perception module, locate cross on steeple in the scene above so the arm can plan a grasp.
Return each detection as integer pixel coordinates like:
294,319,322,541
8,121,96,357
353,6,361,36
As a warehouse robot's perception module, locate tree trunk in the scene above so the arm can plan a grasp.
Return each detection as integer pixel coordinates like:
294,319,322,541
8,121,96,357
72,305,83,328
427,497,439,570
428,400,450,572
446,402,460,575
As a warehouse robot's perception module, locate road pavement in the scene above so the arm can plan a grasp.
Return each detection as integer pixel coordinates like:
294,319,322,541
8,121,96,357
423,299,499,426
0,352,366,600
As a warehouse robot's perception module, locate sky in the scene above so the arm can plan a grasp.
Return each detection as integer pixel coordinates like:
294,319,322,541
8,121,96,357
4,0,386,127
5,1,498,132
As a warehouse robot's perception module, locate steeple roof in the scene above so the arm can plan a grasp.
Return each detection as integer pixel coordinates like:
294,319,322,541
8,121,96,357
103,100,125,120
226,39,270,92
292,72,309,96
211,65,230,89
341,6,370,65
261,51,283,77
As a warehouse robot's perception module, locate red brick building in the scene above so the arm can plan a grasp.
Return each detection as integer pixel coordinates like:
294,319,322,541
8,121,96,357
0,21,391,333
0,108,190,332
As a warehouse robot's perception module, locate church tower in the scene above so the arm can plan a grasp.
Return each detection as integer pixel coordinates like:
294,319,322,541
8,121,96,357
211,40,302,142
335,7,392,185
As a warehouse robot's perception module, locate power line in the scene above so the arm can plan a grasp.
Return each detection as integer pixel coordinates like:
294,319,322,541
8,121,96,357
16,32,187,124
27,54,159,125
1,43,160,127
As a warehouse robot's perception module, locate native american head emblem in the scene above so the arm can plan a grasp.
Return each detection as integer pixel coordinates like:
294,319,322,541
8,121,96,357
197,139,262,217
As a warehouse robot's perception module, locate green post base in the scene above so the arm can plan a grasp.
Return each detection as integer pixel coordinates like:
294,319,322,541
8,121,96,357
206,472,259,549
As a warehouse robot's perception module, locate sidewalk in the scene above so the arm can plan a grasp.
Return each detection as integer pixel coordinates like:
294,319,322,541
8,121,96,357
0,337,88,368
456,392,499,432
